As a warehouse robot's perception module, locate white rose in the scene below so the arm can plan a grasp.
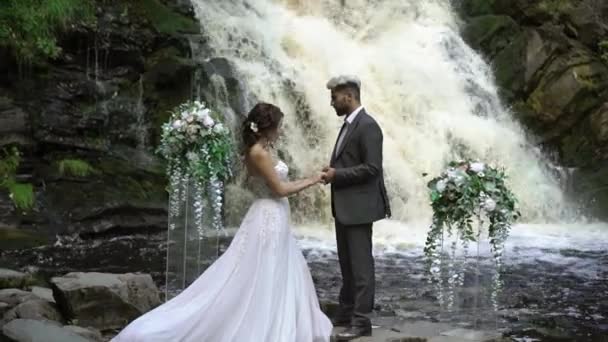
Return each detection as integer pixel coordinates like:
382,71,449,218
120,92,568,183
447,169,457,179
186,115,195,123
202,115,215,128
213,123,225,134
470,162,485,173
436,179,447,193
197,109,211,119
172,120,183,129
454,175,465,186
483,198,496,212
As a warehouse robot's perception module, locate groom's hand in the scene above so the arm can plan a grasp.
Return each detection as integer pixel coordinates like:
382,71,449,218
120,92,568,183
321,167,336,184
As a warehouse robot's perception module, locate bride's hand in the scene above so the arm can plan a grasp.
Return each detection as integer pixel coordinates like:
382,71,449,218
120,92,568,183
311,172,324,185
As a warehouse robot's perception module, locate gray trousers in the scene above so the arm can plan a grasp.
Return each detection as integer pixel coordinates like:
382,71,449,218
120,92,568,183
334,220,375,328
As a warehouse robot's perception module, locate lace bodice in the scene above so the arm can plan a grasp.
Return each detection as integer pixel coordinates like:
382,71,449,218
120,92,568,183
245,160,289,198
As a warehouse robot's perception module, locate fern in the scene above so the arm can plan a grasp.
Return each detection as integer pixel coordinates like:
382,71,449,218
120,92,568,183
0,0,96,63
58,159,96,177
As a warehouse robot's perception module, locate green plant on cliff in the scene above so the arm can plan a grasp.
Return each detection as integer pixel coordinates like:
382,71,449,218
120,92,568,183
600,41,608,65
0,147,35,211
537,0,575,20
57,159,97,177
0,0,95,63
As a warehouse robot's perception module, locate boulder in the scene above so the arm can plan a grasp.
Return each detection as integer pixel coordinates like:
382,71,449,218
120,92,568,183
51,272,161,330
1,319,91,342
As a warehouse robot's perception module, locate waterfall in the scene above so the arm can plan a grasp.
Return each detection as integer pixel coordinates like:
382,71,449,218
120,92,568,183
189,0,577,227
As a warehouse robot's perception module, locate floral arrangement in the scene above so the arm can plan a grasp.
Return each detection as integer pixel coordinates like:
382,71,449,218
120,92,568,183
158,100,232,183
158,100,233,235
424,160,521,310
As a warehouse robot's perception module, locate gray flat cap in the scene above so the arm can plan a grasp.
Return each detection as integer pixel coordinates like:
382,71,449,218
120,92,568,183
326,75,361,90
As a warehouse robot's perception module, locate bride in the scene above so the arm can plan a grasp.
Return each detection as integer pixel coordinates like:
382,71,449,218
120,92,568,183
111,102,333,341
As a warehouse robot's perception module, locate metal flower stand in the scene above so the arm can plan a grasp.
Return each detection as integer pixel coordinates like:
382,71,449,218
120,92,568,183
164,170,224,300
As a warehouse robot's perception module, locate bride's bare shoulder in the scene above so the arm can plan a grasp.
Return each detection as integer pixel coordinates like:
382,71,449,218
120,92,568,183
244,143,271,173
247,143,270,161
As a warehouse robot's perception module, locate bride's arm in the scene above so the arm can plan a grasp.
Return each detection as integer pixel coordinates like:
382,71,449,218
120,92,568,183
248,144,321,197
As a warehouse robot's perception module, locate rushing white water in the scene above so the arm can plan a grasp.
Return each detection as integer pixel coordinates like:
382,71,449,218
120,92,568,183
191,0,574,222
189,0,608,256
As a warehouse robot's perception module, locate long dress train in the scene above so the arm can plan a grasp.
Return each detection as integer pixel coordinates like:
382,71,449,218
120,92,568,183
111,160,332,341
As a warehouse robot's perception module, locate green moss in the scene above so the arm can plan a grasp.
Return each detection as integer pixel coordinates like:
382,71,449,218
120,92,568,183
0,0,95,64
7,182,35,211
1,147,35,211
0,228,49,250
57,159,97,177
131,0,199,35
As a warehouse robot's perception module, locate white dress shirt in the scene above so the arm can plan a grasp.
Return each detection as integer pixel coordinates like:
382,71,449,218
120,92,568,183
335,105,364,156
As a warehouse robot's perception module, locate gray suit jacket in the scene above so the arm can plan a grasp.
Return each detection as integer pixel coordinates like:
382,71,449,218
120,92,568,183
330,109,391,225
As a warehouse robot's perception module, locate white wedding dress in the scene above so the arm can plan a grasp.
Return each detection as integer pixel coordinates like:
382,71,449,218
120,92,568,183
111,160,333,342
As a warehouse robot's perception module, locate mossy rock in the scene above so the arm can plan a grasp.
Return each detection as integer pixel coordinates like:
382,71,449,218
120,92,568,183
0,228,50,251
129,0,200,35
0,268,41,289
572,163,608,220
492,31,528,101
526,50,608,125
462,15,521,58
457,0,499,17
143,47,194,146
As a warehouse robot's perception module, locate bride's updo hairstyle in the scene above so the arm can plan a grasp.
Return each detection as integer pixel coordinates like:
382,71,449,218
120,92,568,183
242,102,284,151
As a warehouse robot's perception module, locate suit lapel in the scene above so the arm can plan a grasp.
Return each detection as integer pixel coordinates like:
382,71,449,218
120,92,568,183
334,109,365,160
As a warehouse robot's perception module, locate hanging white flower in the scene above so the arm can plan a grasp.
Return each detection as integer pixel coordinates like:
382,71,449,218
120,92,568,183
483,198,497,212
470,162,485,173
250,122,258,133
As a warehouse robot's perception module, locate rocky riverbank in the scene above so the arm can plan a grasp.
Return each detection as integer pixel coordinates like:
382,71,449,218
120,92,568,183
1,233,606,341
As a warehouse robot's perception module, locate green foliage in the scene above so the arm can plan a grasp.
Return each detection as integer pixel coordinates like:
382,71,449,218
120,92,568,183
424,160,520,259
7,182,35,211
57,159,96,177
600,40,608,65
0,147,35,211
0,0,95,63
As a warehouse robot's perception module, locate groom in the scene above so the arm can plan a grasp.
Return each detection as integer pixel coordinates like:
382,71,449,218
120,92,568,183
321,75,391,339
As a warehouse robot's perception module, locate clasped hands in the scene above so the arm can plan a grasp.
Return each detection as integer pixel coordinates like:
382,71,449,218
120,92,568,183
312,166,335,185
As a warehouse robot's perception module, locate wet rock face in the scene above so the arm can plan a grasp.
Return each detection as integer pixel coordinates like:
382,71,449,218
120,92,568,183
0,0,224,241
457,0,608,219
